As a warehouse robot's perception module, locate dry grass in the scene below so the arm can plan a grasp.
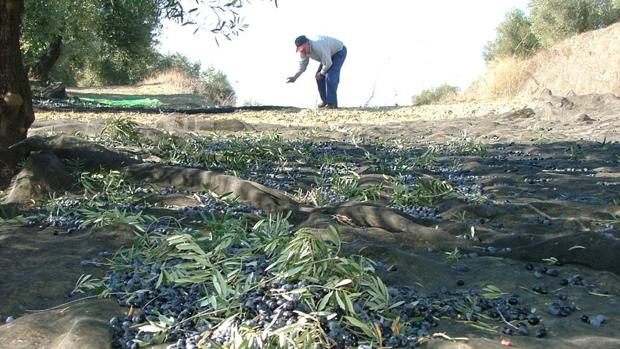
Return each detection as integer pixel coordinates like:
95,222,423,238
466,22,620,100
436,89,463,104
139,69,204,95
67,69,204,96
463,56,531,100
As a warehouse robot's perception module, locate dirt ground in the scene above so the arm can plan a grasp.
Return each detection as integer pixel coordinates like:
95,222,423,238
1,91,620,349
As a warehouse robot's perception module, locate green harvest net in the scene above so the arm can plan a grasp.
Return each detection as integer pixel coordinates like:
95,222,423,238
80,97,163,108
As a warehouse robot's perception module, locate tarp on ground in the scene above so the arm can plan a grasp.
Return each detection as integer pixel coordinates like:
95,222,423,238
80,97,162,108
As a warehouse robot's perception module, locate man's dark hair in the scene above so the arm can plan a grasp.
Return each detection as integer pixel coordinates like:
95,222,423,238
295,35,309,47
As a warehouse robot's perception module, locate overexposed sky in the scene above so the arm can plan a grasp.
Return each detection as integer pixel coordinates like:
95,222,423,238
158,0,529,107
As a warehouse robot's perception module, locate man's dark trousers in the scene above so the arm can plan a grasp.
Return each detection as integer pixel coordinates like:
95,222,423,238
316,46,347,106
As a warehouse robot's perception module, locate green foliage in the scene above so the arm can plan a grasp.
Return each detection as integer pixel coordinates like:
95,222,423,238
92,0,163,84
79,170,143,206
151,132,304,173
411,178,454,207
201,67,237,106
0,204,26,226
21,0,163,85
565,145,586,161
445,247,463,262
450,139,489,156
83,215,413,347
78,207,154,231
20,1,70,70
530,0,620,47
330,173,363,200
155,52,202,78
410,148,439,168
411,84,459,106
484,9,541,62
101,117,142,144
390,177,454,208
484,1,620,61
480,285,507,299
21,169,157,232
21,0,272,86
413,178,454,207
72,274,105,295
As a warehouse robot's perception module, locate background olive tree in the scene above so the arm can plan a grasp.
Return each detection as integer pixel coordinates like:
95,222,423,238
411,84,459,106
530,0,620,46
201,67,236,106
21,0,266,86
484,0,620,61
22,0,163,85
483,9,540,62
0,0,274,167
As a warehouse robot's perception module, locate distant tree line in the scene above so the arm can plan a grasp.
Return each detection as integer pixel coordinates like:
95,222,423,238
484,0,620,62
411,84,459,106
21,0,235,97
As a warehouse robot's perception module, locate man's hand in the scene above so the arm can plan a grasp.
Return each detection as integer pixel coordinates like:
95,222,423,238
286,76,297,83
315,72,325,80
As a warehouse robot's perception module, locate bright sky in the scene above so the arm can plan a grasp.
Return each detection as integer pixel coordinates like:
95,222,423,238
158,0,529,108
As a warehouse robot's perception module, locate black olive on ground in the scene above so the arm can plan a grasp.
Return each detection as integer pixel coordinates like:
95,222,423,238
535,327,547,338
502,326,514,335
532,284,549,294
527,315,540,325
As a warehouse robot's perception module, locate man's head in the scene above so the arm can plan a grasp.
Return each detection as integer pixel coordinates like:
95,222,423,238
295,35,310,54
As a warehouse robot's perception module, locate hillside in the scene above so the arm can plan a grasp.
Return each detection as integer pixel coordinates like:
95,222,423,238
466,22,620,99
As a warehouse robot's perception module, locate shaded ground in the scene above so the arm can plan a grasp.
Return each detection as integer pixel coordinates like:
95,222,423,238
1,91,620,348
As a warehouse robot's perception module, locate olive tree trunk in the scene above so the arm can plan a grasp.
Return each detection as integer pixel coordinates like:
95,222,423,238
33,34,63,83
0,0,34,167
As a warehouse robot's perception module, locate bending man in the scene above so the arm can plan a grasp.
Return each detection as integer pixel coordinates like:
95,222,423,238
287,35,347,109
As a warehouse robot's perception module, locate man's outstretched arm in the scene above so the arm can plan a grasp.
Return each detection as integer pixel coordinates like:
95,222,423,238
288,56,309,83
